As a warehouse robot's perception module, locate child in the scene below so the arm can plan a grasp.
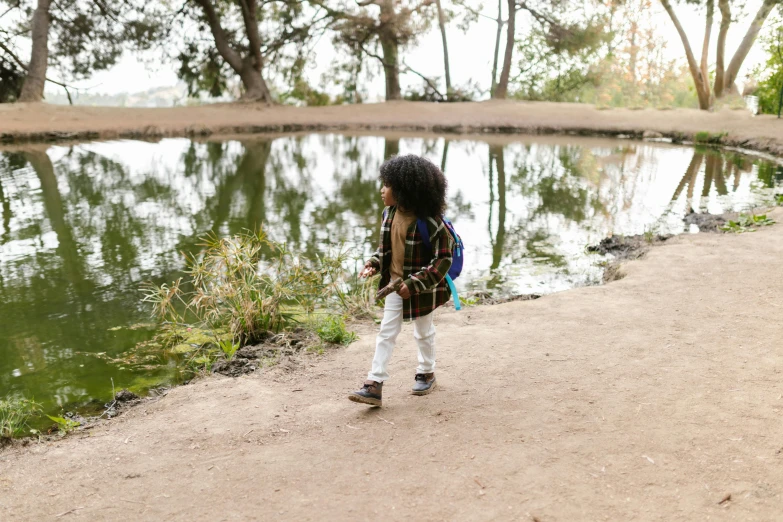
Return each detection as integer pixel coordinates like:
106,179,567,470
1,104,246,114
349,154,454,407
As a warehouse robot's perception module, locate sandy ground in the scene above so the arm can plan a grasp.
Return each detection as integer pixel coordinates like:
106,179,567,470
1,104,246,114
2,101,783,156
1,209,782,521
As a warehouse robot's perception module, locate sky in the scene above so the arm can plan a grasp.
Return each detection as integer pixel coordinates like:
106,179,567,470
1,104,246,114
30,1,774,101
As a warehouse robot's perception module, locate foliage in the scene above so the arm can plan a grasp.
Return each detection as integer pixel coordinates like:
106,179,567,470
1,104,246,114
172,0,330,100
577,0,699,109
332,0,436,100
46,414,81,435
502,0,610,102
721,213,775,233
143,229,362,346
0,58,24,103
315,315,357,345
775,194,783,206
218,338,240,360
0,0,164,84
752,9,783,115
694,131,727,144
0,397,41,439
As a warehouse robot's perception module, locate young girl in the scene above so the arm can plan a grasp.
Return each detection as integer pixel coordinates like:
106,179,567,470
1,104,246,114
349,154,454,407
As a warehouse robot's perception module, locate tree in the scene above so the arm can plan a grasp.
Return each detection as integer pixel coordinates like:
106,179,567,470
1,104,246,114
660,0,780,110
493,0,608,99
334,0,435,100
435,0,452,95
176,0,332,102
751,8,783,115
0,0,163,103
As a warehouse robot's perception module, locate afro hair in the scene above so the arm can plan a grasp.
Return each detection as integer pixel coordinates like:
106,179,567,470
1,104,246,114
379,154,447,218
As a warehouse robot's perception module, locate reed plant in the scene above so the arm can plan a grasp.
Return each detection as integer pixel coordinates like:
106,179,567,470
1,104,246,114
143,229,374,350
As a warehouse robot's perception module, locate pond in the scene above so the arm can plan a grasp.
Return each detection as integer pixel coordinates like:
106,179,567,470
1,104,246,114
1,133,781,417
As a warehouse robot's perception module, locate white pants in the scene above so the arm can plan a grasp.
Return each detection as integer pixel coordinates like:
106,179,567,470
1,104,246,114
368,293,436,383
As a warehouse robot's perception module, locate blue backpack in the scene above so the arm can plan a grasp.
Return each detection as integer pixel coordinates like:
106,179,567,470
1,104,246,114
417,217,464,310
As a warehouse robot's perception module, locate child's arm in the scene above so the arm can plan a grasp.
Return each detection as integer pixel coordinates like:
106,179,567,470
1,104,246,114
403,219,453,295
361,207,389,278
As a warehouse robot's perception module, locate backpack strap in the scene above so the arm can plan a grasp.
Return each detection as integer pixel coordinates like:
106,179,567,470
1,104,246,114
416,218,431,251
417,218,461,311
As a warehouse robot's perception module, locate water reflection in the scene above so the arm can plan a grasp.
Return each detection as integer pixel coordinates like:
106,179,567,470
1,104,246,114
0,135,780,412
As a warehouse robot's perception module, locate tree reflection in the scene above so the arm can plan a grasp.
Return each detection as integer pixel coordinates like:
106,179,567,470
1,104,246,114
669,150,755,210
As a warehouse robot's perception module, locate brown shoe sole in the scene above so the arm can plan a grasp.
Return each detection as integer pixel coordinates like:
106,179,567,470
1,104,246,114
348,393,382,407
411,379,437,396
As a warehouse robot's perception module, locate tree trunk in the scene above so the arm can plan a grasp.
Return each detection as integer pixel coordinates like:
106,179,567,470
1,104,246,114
19,0,51,102
490,0,504,96
440,139,449,173
492,146,506,272
435,0,451,97
379,36,401,100
379,0,401,101
723,0,777,95
384,138,399,159
714,0,731,98
493,0,516,99
238,58,273,102
195,0,273,103
660,0,711,110
699,0,714,106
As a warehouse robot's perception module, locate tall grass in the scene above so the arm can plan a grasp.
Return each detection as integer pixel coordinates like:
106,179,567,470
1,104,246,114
143,229,375,348
0,397,41,439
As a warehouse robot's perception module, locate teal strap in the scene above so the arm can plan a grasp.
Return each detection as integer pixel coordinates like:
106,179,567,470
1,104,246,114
445,275,461,311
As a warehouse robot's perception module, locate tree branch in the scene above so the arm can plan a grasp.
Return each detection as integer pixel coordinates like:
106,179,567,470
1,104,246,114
402,60,444,100
724,0,777,93
193,0,244,73
237,0,264,72
714,0,730,97
700,0,713,92
660,0,709,108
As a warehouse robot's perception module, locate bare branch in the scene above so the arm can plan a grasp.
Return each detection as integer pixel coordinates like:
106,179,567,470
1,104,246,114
402,60,444,100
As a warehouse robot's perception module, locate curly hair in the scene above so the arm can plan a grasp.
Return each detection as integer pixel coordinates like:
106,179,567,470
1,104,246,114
379,154,447,218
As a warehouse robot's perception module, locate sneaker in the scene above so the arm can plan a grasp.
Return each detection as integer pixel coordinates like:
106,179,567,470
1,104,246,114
411,373,436,395
348,380,383,406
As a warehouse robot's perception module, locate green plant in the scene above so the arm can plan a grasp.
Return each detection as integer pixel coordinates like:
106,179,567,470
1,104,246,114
46,415,80,435
775,194,783,206
694,131,727,144
218,338,240,361
315,315,357,345
143,229,353,346
0,397,41,439
721,213,776,233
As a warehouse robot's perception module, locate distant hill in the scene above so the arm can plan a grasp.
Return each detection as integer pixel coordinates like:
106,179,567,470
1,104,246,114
44,84,231,107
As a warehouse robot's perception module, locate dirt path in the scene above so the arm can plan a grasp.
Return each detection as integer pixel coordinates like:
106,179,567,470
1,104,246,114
2,210,782,521
2,101,783,157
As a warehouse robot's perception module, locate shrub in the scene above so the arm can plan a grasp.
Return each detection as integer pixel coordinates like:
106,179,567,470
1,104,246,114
316,315,357,345
143,229,367,349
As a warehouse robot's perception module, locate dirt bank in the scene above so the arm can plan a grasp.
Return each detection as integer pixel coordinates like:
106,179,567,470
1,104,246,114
1,210,782,521
2,101,783,158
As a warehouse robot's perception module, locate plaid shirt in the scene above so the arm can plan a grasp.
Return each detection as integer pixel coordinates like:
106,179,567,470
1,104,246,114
368,206,454,320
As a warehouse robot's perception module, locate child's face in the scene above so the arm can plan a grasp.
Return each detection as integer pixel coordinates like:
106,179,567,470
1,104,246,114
381,184,397,207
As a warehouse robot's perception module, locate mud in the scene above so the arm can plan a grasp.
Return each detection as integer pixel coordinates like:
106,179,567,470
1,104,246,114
683,209,732,232
587,233,673,261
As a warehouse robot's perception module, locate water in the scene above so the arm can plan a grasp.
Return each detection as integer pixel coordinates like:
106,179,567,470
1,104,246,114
1,134,781,415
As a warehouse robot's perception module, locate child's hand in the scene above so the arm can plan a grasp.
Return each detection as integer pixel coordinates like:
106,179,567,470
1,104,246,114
359,263,377,279
397,283,411,299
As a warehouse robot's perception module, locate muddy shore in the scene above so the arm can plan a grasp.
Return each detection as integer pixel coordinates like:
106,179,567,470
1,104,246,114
2,101,783,158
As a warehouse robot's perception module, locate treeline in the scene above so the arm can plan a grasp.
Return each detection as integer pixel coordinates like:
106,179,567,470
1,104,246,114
0,0,780,112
